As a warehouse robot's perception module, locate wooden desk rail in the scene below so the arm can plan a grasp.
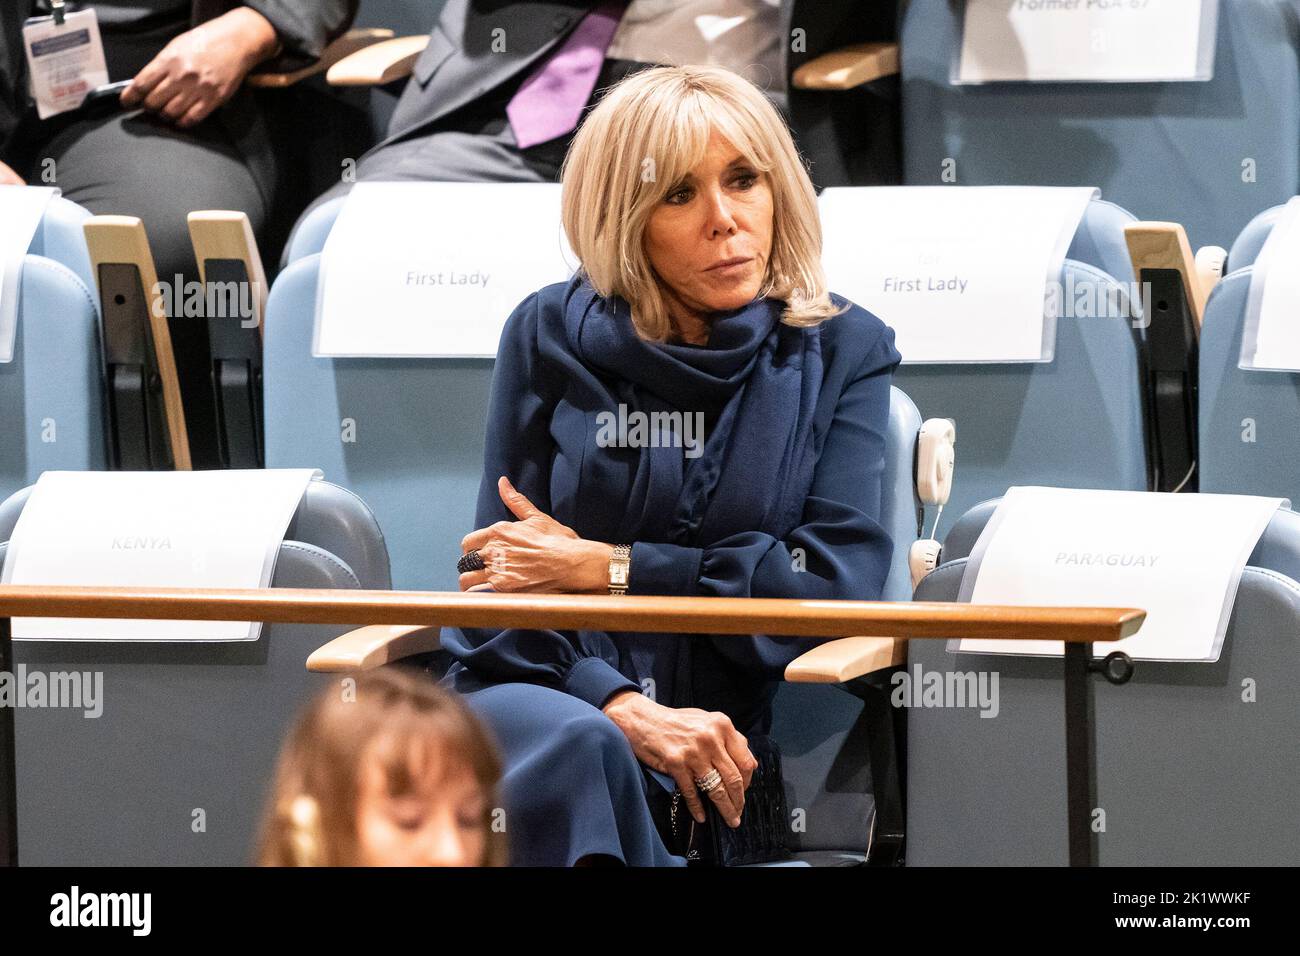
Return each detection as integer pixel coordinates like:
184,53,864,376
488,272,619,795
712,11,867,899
0,586,1144,866
0,585,1145,643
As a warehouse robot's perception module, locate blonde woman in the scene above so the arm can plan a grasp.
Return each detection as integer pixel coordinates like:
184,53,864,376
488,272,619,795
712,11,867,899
444,65,900,865
257,667,506,867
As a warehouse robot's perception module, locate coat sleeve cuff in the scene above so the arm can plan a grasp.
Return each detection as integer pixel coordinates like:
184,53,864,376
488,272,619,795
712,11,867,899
563,657,640,710
241,0,350,63
627,541,703,597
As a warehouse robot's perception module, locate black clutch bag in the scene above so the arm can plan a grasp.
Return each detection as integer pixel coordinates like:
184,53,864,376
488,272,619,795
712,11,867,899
667,735,791,867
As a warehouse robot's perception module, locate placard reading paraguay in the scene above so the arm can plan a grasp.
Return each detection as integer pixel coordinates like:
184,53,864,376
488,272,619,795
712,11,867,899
954,486,1287,662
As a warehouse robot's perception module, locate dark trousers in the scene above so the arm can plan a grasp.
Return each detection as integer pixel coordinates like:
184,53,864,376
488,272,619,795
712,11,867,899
10,106,272,469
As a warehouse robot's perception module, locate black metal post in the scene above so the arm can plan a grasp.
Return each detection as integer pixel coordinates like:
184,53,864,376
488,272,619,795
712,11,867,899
1063,642,1097,867
0,615,15,866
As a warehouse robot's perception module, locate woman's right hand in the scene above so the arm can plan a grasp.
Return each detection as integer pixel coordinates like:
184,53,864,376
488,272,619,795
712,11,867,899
0,161,25,186
602,690,757,828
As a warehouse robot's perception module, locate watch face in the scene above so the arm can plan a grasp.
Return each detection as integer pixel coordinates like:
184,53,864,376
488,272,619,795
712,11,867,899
611,567,629,586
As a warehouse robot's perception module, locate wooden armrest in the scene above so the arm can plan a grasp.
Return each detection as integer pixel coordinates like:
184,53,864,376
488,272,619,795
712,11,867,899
307,624,442,673
186,211,268,336
326,35,430,86
792,42,900,91
82,216,192,470
784,636,907,683
247,28,395,88
1124,221,1207,332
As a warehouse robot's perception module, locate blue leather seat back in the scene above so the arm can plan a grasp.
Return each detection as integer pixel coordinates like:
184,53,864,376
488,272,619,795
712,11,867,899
0,479,391,865
1225,204,1288,270
0,253,107,504
26,195,95,295
285,196,347,263
264,252,490,589
900,0,1300,249
892,201,1149,540
907,498,1300,865
1200,204,1300,500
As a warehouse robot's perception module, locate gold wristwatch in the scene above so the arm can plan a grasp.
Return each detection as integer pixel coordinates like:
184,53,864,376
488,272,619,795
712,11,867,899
608,543,632,595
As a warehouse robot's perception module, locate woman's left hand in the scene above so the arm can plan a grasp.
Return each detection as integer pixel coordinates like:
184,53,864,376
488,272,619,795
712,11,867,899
458,477,614,593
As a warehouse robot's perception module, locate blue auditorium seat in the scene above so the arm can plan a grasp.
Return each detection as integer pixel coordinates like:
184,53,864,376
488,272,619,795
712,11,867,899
766,385,919,866
0,197,106,504
25,196,95,294
263,244,489,591
0,478,391,866
887,197,1148,539
283,195,347,263
1199,204,1300,501
265,218,933,862
907,498,1300,865
900,0,1300,249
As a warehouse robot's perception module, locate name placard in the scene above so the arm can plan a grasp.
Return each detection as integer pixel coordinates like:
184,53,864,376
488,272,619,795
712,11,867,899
1241,196,1300,372
956,0,1218,85
314,182,576,358
954,486,1287,661
819,186,1096,363
0,469,321,641
0,185,59,363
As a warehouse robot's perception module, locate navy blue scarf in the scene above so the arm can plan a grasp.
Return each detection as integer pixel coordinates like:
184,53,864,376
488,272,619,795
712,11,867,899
564,278,824,547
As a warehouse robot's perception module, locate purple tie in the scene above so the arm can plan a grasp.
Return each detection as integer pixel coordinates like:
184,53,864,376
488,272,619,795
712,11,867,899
507,2,626,150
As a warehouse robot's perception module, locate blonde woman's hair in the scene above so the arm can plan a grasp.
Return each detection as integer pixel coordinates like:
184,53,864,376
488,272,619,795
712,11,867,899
561,65,846,342
256,667,506,867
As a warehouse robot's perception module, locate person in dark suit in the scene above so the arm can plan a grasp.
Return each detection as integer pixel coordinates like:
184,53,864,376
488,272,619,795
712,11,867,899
288,0,897,245
440,64,900,865
0,1,356,468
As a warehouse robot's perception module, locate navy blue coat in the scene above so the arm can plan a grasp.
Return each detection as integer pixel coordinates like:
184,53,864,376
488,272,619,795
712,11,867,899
440,276,899,865
444,276,901,735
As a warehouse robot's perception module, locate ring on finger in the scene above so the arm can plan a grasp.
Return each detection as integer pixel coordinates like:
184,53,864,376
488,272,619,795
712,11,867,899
457,549,486,574
694,768,723,793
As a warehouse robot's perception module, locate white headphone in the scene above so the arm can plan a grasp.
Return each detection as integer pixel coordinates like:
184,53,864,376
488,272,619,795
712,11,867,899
909,419,956,590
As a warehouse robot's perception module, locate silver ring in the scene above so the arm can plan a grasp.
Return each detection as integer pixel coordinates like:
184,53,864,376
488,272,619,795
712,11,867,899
695,769,722,793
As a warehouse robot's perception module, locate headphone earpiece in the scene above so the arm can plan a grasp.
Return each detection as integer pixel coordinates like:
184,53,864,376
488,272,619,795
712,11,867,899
911,419,956,590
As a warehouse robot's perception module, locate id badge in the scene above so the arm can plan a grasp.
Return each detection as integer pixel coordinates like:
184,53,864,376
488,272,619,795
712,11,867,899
22,7,110,119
